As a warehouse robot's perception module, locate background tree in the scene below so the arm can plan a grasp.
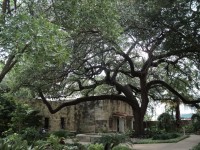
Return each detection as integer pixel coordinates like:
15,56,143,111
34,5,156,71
0,0,68,90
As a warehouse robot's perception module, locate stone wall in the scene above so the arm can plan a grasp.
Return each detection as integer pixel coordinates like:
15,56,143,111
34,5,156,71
30,99,133,133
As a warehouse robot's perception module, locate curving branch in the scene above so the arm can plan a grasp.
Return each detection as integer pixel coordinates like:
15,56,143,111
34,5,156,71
128,84,141,93
37,88,131,114
147,80,200,105
0,43,30,82
116,50,140,77
153,46,200,61
151,56,183,67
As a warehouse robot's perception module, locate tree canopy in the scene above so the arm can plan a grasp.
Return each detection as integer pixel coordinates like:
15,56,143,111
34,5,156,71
1,0,200,135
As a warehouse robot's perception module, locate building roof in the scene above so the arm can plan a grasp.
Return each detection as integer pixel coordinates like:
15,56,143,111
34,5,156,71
181,113,193,120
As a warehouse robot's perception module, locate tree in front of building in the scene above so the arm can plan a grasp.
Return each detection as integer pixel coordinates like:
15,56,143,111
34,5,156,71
2,0,200,137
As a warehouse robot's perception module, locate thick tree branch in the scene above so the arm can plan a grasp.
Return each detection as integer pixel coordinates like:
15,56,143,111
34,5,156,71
0,43,30,82
147,80,200,105
153,46,200,61
37,88,131,114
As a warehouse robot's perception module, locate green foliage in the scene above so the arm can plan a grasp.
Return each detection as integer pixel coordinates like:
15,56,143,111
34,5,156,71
53,0,122,39
135,135,189,144
0,0,70,95
10,103,42,133
95,134,128,149
141,125,160,138
0,96,42,137
152,133,180,140
112,145,131,150
34,135,64,150
192,143,200,150
184,123,195,133
66,143,86,150
34,134,85,150
88,143,104,150
0,96,16,136
51,130,71,138
191,113,200,132
0,133,32,150
20,127,48,145
158,113,175,132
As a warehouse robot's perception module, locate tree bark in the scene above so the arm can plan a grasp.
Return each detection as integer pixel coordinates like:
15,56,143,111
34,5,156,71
133,108,145,136
133,74,149,136
175,99,181,129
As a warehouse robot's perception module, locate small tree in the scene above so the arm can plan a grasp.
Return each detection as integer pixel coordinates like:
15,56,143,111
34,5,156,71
158,113,174,132
0,96,16,136
10,103,42,133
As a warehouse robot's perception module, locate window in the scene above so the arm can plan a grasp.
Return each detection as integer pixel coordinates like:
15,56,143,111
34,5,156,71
44,117,49,129
109,117,113,128
60,117,65,129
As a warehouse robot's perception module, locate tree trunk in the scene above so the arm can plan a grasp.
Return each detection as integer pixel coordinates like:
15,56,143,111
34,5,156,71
133,74,149,137
133,108,145,137
175,100,181,129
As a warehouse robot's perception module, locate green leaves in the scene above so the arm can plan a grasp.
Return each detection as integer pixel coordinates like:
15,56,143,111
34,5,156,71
53,0,122,39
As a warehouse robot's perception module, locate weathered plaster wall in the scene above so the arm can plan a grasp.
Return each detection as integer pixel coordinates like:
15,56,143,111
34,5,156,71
30,99,133,133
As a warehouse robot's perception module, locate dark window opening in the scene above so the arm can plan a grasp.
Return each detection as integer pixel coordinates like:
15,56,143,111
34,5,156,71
44,117,49,129
61,117,65,129
117,118,119,132
109,117,113,128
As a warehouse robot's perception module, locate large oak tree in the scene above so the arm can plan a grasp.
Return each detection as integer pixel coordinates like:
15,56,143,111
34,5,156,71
3,0,200,136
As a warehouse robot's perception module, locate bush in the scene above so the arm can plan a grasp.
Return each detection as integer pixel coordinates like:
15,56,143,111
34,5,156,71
66,143,86,150
51,130,71,138
152,133,180,140
192,143,200,150
183,123,194,133
0,133,33,150
34,134,64,150
20,127,48,145
10,103,42,133
88,143,104,150
192,113,200,132
0,96,16,137
157,113,174,132
95,134,128,149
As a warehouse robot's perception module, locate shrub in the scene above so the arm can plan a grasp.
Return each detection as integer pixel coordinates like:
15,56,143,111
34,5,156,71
51,130,70,138
191,113,200,132
157,113,174,132
66,143,86,150
152,133,180,140
184,123,195,133
34,134,64,150
88,143,104,150
0,96,16,137
20,127,48,145
95,134,128,149
192,143,200,150
0,133,33,150
10,104,42,133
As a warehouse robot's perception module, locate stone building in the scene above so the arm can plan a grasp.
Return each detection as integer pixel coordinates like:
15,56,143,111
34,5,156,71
31,100,134,133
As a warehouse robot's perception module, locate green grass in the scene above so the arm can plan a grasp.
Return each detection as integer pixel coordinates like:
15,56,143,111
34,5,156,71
191,143,200,150
134,135,189,144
